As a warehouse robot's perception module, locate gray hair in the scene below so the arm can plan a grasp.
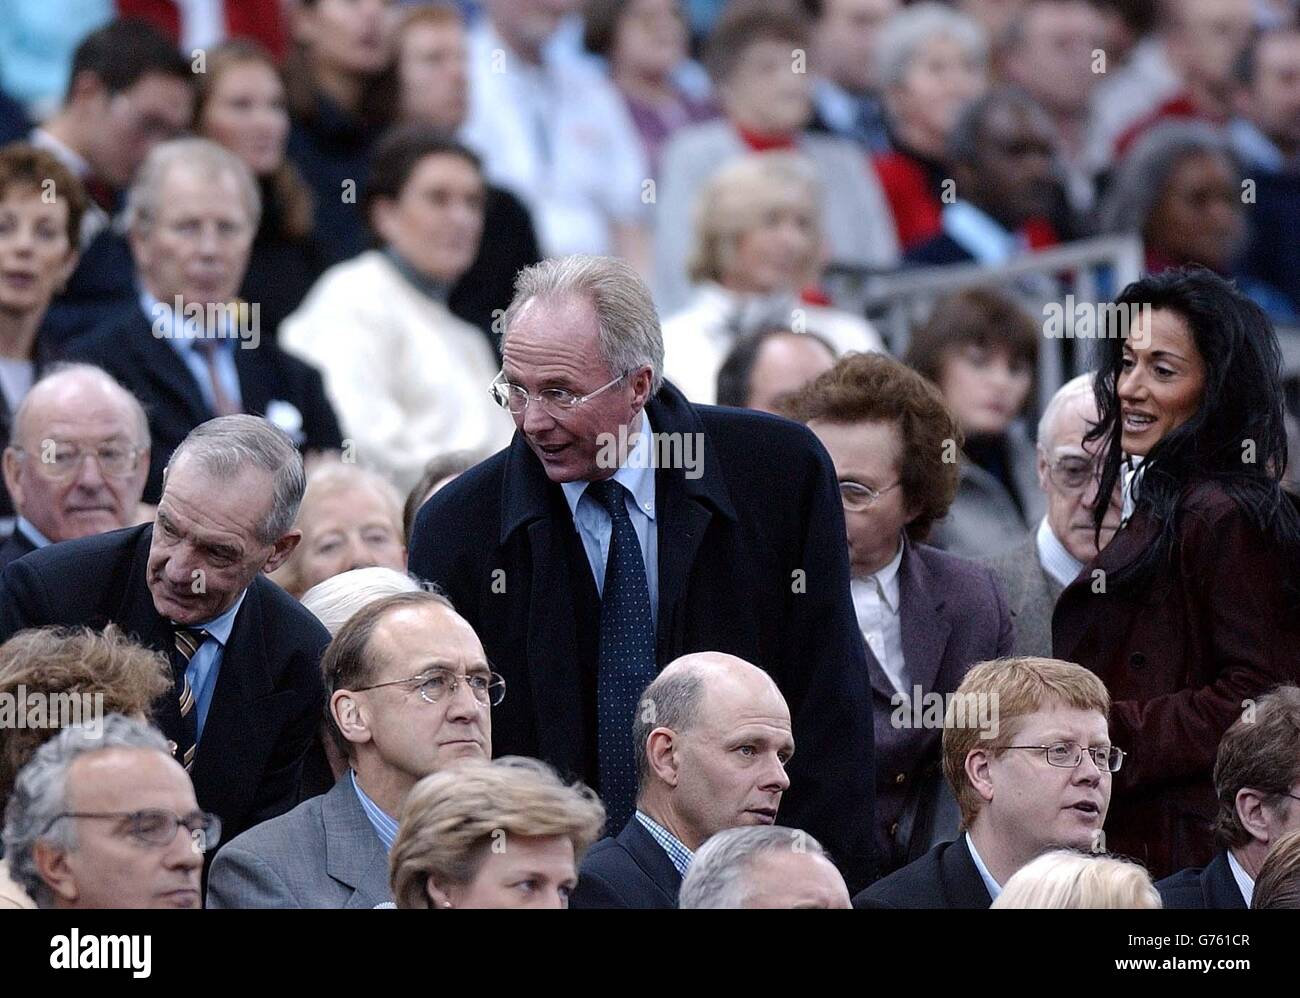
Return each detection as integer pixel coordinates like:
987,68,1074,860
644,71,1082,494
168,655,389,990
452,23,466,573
1036,372,1097,453
300,566,425,636
947,85,1055,166
165,415,306,543
502,255,665,395
125,137,262,234
678,825,828,909
632,667,705,794
876,1,987,91
9,362,150,449
2,714,172,908
1095,120,1238,237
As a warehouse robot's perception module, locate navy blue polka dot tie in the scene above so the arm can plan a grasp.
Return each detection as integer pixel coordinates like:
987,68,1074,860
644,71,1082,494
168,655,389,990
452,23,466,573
588,478,657,830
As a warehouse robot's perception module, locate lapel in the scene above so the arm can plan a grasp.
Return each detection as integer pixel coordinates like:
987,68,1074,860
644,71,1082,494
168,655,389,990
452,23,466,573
944,836,993,908
1052,509,1161,661
896,539,950,698
1204,850,1249,909
618,816,684,904
323,778,393,908
128,308,213,428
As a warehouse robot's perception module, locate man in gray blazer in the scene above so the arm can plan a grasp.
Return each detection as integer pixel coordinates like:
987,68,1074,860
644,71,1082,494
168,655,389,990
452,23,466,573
206,590,495,908
986,375,1123,657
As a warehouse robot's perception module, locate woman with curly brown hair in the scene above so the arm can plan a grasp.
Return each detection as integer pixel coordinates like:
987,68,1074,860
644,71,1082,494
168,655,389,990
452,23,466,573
779,351,1012,875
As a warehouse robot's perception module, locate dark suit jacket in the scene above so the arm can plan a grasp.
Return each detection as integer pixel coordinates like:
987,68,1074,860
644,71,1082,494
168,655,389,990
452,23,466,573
206,777,391,909
1156,850,1249,910
570,816,682,909
65,303,343,502
853,836,992,909
903,232,973,267
408,383,877,889
0,524,330,842
873,539,1013,873
0,529,36,571
1053,482,1300,879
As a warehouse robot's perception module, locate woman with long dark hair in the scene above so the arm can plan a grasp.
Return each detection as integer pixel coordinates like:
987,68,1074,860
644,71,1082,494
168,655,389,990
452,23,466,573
1053,266,1300,881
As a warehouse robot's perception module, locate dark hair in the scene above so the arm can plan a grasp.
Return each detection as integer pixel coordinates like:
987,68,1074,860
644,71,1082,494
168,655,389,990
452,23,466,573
403,451,481,543
905,287,1039,393
0,143,87,247
779,351,964,541
1087,267,1300,602
584,0,680,58
702,4,810,86
362,124,481,236
1213,686,1300,850
715,327,836,408
946,84,1052,166
66,18,191,101
321,589,456,758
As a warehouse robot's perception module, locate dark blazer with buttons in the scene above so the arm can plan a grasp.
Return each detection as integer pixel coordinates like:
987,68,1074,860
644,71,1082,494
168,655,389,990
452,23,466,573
1053,482,1300,879
569,816,683,909
0,523,330,843
64,302,343,503
408,382,878,890
1156,850,1249,910
871,538,1014,874
853,837,993,909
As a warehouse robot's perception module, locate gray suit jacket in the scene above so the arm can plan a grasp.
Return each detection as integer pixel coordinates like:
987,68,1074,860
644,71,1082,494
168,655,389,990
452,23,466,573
984,535,1065,659
206,777,391,909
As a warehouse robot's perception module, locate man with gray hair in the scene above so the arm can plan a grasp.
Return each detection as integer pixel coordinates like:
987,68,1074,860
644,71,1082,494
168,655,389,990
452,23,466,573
1,363,150,568
0,414,331,842
409,254,877,890
985,374,1122,656
65,136,341,504
2,714,217,908
678,825,852,909
570,652,794,909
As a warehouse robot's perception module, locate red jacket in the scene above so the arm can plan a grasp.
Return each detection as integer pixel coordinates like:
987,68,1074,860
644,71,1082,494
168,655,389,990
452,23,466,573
117,0,287,60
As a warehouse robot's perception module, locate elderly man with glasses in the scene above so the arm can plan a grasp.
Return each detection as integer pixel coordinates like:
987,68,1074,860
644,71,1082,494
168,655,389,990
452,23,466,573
207,590,498,908
986,374,1124,658
408,254,878,891
2,714,219,909
1,364,150,567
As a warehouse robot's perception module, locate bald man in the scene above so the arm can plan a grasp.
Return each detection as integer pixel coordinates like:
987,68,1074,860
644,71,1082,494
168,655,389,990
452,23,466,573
1,363,150,567
569,652,794,909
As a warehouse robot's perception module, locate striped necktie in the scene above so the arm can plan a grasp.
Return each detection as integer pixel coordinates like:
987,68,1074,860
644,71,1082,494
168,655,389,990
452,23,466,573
172,627,209,771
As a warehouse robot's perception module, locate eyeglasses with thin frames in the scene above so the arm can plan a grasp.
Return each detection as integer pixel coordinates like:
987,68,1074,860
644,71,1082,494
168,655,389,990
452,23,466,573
489,370,629,419
43,808,222,852
353,667,506,708
10,443,143,481
1003,741,1126,773
839,480,901,512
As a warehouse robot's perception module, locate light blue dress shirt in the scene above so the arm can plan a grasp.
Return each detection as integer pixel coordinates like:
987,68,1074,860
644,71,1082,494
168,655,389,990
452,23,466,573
13,516,52,549
560,412,659,626
351,770,399,853
965,831,1003,901
140,290,243,415
179,589,246,743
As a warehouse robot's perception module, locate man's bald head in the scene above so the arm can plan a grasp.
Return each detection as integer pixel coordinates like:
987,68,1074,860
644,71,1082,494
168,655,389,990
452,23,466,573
632,652,793,849
3,364,151,543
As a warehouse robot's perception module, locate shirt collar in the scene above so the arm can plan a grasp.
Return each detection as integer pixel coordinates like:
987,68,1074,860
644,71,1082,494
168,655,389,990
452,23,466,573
812,78,860,133
14,517,53,549
1226,849,1255,907
965,831,1002,900
562,410,656,520
635,810,694,877
941,200,1023,265
865,534,904,612
29,128,91,178
1228,118,1287,172
139,289,237,352
350,770,400,853
173,588,246,645
1036,516,1085,587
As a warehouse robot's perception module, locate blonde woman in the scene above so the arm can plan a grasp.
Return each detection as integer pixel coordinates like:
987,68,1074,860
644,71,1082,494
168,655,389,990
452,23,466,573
391,757,605,909
660,152,883,405
269,463,407,599
992,850,1162,909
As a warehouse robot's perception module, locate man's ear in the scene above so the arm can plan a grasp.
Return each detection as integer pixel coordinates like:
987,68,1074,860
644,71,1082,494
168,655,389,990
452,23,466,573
1235,787,1272,846
2,446,25,509
965,748,995,806
262,530,301,575
1036,446,1050,492
646,727,679,788
32,840,79,905
330,689,372,750
629,365,655,411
